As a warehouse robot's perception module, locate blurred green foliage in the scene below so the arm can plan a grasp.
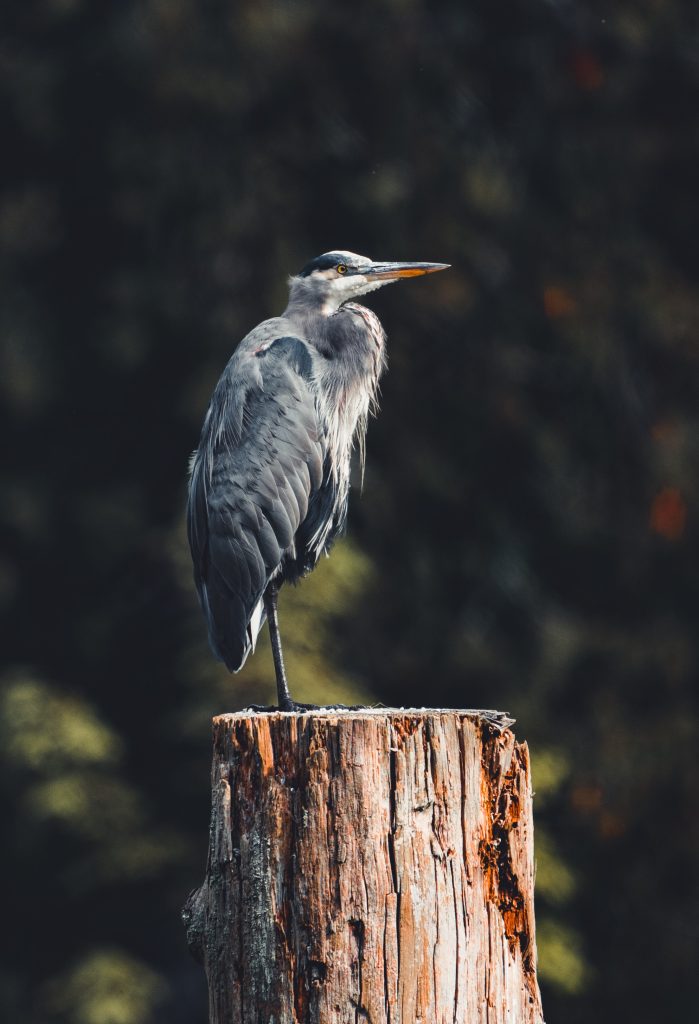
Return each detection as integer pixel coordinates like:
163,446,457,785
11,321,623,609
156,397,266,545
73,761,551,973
2,675,122,769
536,920,589,996
2,0,698,1021
42,950,166,1024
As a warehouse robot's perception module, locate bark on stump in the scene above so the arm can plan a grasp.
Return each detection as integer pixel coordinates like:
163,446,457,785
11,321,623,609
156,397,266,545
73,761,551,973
183,708,544,1024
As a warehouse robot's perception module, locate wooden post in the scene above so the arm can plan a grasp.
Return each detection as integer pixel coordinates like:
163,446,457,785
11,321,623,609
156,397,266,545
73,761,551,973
183,708,544,1024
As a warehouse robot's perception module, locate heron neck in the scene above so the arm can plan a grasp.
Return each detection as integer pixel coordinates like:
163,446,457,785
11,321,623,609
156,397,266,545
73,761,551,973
283,300,334,339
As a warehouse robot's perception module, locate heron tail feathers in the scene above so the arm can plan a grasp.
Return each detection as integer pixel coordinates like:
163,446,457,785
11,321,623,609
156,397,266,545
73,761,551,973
200,582,268,673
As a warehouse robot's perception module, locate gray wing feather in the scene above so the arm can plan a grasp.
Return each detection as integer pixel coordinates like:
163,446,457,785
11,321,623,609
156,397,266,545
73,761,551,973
187,331,325,672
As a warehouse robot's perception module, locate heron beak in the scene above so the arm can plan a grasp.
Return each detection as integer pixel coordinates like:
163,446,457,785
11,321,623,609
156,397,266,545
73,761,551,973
363,261,450,280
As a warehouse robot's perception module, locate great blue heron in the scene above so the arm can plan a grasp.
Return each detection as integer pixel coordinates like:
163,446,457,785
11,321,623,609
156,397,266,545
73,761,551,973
187,250,449,710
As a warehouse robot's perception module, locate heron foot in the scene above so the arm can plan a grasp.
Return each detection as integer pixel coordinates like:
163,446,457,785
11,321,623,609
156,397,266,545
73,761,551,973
243,701,320,713
281,700,320,712
244,701,368,714
277,701,371,713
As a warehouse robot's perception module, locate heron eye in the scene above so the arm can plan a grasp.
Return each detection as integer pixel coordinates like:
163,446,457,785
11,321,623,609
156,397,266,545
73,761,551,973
337,264,347,275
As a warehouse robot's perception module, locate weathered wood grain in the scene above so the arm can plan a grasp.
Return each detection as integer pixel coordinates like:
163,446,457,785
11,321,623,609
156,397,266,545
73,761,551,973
183,708,543,1024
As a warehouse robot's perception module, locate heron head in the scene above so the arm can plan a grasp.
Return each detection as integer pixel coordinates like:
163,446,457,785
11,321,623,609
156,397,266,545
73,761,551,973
288,250,449,314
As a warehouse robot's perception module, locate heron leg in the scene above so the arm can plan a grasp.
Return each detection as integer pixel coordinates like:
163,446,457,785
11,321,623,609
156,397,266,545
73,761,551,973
257,584,366,713
263,582,295,711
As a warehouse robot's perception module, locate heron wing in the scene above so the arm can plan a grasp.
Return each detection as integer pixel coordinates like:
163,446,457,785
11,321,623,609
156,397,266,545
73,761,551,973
187,334,326,672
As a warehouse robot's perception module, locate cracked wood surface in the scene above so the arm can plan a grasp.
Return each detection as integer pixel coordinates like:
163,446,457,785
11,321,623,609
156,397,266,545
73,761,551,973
183,708,544,1024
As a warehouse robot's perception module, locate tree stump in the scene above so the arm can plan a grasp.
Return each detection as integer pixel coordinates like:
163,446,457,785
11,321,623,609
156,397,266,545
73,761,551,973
183,708,544,1024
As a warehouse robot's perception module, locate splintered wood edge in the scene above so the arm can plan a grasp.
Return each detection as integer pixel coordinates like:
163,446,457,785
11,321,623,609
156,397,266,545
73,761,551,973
213,706,515,732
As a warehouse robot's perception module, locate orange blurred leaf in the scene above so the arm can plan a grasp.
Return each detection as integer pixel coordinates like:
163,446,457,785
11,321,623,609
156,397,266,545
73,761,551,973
543,285,578,319
598,810,627,841
570,50,604,91
650,487,687,541
650,420,678,443
570,784,602,814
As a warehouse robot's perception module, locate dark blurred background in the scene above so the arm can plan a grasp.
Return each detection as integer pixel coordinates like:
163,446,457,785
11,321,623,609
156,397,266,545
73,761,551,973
2,1,698,1021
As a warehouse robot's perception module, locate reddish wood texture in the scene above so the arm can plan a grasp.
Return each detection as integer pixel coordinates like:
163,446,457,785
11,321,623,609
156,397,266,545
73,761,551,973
183,709,543,1024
